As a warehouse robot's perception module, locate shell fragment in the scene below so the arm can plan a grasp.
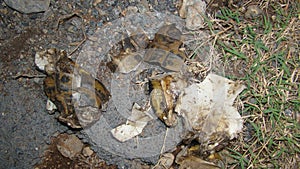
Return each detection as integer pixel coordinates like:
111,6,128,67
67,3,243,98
111,103,153,142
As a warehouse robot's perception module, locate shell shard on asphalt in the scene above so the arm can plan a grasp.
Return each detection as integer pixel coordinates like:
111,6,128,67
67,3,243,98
144,48,185,72
175,73,245,141
113,52,143,73
111,103,153,142
144,24,186,72
35,48,111,128
46,99,57,113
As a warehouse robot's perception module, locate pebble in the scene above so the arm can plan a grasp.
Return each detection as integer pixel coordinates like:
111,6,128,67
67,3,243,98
93,0,102,7
4,0,50,14
137,0,150,13
56,134,84,159
82,146,94,157
284,109,293,117
122,6,138,16
0,8,8,15
42,29,48,34
245,5,263,19
179,0,207,30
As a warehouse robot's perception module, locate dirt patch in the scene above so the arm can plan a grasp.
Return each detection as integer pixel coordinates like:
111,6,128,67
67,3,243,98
35,133,117,169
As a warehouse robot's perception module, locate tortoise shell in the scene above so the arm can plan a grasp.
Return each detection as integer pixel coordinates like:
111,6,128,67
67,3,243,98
43,49,110,128
110,24,186,73
43,24,186,128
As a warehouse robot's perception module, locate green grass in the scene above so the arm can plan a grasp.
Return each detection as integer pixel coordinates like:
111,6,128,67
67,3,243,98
203,1,299,168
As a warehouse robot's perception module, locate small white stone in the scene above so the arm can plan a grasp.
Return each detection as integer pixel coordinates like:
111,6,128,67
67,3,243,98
46,99,57,112
82,146,94,157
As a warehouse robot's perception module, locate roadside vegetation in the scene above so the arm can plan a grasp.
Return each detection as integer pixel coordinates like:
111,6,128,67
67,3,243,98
203,1,299,168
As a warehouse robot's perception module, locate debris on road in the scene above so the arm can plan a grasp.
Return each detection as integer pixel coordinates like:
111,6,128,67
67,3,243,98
176,73,245,144
111,103,153,142
35,48,111,128
34,11,245,168
150,73,187,127
34,133,117,169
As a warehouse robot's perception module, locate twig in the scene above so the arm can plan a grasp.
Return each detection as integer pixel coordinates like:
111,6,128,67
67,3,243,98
160,128,169,155
152,130,170,169
12,74,46,79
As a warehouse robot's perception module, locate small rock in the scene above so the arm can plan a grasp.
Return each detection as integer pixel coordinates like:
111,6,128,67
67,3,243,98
46,99,57,114
82,146,94,157
33,77,41,84
245,5,263,19
122,6,138,16
93,0,102,6
4,0,50,14
137,0,150,13
42,29,48,34
56,134,84,159
179,0,207,30
0,8,8,15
